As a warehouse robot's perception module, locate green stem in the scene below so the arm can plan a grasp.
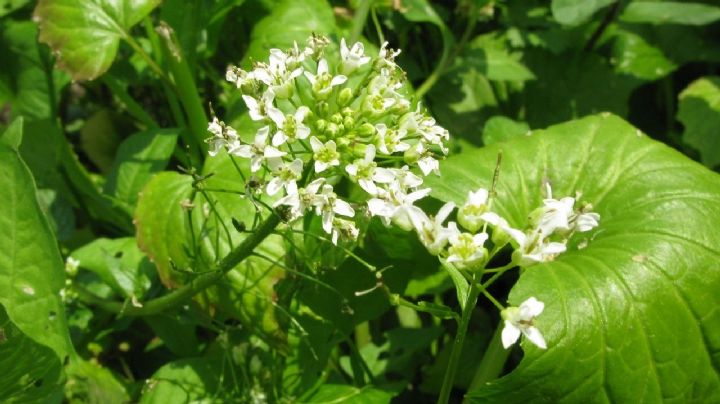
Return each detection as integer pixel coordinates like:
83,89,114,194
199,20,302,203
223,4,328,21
123,33,170,84
157,23,208,158
73,214,281,316
437,278,481,404
464,322,510,398
350,0,372,43
102,75,157,129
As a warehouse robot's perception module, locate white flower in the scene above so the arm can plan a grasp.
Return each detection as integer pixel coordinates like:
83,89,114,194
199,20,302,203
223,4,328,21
446,223,488,267
340,38,371,75
310,136,340,173
233,126,286,172
368,182,431,231
330,217,360,245
253,49,303,98
226,66,258,93
268,106,311,146
458,188,490,233
274,178,325,220
266,158,303,196
65,256,80,277
413,142,440,176
206,117,239,156
316,184,355,234
535,196,575,236
501,297,547,349
506,227,567,267
243,91,276,121
377,41,401,71
572,211,600,232
345,145,394,195
304,59,347,99
375,124,410,155
411,202,456,255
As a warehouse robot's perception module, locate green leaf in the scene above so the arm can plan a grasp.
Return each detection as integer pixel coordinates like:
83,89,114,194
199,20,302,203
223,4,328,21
140,356,231,403
0,124,73,362
0,117,22,149
34,0,162,80
678,76,720,169
304,384,395,403
426,114,720,402
610,28,677,80
0,0,30,17
0,21,69,121
442,262,469,310
71,237,154,299
620,2,720,26
482,116,530,146
0,306,64,402
104,128,179,207
64,359,129,403
551,0,615,26
135,153,286,341
242,0,335,66
463,35,536,82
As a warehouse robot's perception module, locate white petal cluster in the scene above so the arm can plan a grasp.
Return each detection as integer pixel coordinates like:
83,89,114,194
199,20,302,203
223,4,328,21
407,183,600,270
501,297,547,349
207,36,449,244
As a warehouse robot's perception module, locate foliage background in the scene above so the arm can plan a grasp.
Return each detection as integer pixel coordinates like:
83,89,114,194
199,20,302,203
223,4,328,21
1,0,720,402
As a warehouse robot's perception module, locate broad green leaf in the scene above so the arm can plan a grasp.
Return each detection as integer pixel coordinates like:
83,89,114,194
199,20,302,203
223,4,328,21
0,306,64,402
0,21,68,121
71,237,154,299
64,359,129,403
482,116,530,146
241,0,336,66
80,109,123,174
104,128,179,207
620,2,720,26
426,114,720,402
610,28,676,80
678,76,720,169
135,152,285,341
0,122,73,362
34,0,162,80
551,0,615,26
0,0,30,17
304,384,395,403
140,356,231,403
463,34,535,81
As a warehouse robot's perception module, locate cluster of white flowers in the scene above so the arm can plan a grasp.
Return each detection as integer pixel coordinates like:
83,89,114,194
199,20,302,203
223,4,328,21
407,183,599,349
409,183,600,269
207,35,449,244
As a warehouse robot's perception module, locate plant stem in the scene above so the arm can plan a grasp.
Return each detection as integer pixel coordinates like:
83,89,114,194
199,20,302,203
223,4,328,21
157,23,208,158
74,214,281,316
584,1,621,52
350,0,372,43
102,75,157,129
437,278,481,404
464,322,510,398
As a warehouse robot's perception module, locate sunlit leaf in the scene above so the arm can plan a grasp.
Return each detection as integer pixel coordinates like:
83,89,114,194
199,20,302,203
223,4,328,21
678,76,720,169
551,0,615,26
427,114,720,402
621,2,720,26
34,0,162,80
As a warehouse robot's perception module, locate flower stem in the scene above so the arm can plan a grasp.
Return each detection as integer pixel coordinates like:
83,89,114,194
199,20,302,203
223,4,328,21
437,278,481,404
73,213,281,316
464,322,510,400
350,0,372,43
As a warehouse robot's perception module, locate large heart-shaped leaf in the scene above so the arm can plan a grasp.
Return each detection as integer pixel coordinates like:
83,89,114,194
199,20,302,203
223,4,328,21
0,120,73,362
425,114,720,402
34,0,162,80
135,152,285,340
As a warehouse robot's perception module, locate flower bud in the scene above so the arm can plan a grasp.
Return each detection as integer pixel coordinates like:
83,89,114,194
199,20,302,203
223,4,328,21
338,87,353,106
317,101,329,116
403,145,420,165
326,122,340,137
330,113,343,124
357,122,376,137
343,116,355,129
315,119,328,132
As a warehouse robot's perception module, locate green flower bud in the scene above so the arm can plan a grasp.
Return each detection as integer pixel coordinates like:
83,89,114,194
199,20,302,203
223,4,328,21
330,113,343,124
357,122,376,137
317,101,330,116
315,119,328,132
343,116,355,129
326,122,340,137
403,145,420,165
341,107,354,117
338,87,353,106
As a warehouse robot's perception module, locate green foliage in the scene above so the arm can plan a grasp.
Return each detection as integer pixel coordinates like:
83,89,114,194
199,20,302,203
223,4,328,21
2,0,720,402
0,120,73,362
34,0,162,80
427,114,720,402
678,76,720,169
